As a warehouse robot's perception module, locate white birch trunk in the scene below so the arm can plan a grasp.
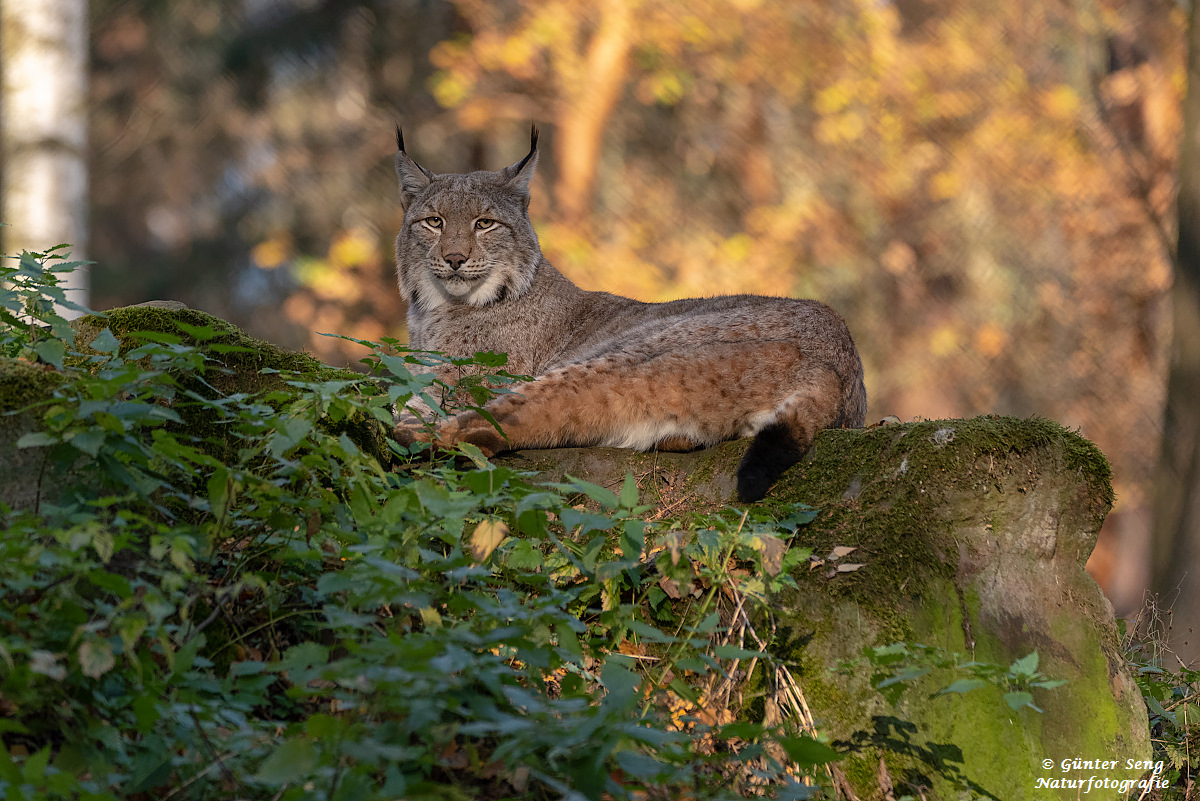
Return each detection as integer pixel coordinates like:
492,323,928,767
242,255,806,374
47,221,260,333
1,0,89,315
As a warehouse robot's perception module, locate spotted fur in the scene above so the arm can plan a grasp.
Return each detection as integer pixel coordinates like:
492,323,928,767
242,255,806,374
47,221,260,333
394,126,866,501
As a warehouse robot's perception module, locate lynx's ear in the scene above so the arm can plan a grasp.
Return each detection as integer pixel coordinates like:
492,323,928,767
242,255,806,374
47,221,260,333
499,124,539,201
395,126,434,210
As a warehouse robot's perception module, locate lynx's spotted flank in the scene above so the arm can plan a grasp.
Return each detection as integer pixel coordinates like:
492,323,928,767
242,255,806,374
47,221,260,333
393,126,866,502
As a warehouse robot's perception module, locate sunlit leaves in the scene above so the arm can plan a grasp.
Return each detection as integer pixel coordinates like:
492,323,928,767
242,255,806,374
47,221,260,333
77,639,116,679
469,518,509,562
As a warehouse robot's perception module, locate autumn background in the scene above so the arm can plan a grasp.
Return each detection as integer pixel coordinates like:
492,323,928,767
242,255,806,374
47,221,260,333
2,1,1193,655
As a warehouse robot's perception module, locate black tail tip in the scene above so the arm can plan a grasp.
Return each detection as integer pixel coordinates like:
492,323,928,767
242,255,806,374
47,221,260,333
736,470,774,503
735,423,807,502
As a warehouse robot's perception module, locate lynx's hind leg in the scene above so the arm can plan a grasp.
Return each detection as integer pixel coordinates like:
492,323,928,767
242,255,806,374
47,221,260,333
736,365,843,503
653,435,704,452
417,346,763,456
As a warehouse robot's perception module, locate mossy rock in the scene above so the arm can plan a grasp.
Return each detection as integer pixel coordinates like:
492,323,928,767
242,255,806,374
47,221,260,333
3,307,1149,799
497,418,1149,800
2,304,394,511
70,302,347,396
0,358,70,511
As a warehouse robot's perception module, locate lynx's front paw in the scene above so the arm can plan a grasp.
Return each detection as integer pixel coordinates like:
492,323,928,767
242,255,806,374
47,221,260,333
393,415,433,451
393,413,504,459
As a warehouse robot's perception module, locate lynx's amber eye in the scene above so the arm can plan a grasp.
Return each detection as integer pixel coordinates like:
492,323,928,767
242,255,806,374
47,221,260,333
423,216,443,229
474,218,496,231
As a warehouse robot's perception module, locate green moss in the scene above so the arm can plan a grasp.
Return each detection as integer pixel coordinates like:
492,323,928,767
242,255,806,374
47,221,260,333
0,357,67,411
72,306,359,393
764,416,1113,606
68,306,396,466
753,416,1143,798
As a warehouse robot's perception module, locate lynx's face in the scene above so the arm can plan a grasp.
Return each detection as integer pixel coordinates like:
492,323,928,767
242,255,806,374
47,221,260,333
395,128,541,312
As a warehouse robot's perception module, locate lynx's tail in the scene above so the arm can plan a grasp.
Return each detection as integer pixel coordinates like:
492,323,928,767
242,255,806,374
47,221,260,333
736,356,866,502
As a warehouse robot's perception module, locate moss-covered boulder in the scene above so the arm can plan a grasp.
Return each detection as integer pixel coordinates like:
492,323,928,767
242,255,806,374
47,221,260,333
498,419,1151,799
2,307,1149,799
1,303,393,512
1,358,70,511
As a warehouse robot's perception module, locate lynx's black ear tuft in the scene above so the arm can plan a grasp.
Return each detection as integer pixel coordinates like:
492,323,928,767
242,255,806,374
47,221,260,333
394,125,434,210
501,123,540,200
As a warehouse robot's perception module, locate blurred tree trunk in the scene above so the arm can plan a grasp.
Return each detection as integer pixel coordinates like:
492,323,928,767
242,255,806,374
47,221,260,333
1152,1,1200,666
1,0,89,313
554,0,634,226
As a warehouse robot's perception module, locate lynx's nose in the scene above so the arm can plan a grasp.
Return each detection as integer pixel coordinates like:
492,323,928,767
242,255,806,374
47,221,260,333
443,253,467,271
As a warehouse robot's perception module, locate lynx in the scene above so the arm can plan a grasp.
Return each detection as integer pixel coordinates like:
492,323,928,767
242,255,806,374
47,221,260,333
392,126,866,502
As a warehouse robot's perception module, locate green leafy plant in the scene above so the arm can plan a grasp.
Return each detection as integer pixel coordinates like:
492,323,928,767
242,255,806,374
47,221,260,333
1121,611,1200,796
0,246,91,366
1,250,842,800
841,642,1067,713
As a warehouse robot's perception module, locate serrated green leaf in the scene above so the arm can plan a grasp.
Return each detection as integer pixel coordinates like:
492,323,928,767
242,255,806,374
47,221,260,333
456,440,491,469
174,321,220,341
16,431,58,449
935,678,987,696
692,611,721,633
711,644,765,660
90,327,120,355
69,428,106,457
778,735,840,766
207,466,230,514
560,507,615,537
1004,690,1035,711
0,741,18,782
132,695,160,733
33,338,65,368
619,471,638,507
561,475,618,509
1009,651,1039,676
601,660,640,711
504,539,544,571
253,737,316,785
614,749,669,781
665,678,698,707
22,746,51,783
719,721,765,741
628,619,675,643
620,519,645,561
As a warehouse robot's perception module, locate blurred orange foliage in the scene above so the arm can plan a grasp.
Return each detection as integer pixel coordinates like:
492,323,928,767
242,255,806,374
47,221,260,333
87,0,1184,608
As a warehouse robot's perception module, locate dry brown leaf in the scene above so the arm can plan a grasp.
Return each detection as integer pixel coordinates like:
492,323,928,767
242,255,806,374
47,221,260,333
659,574,683,599
829,545,857,560
836,563,865,572
619,640,647,656
469,519,509,562
439,740,468,769
751,533,787,576
506,765,530,792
